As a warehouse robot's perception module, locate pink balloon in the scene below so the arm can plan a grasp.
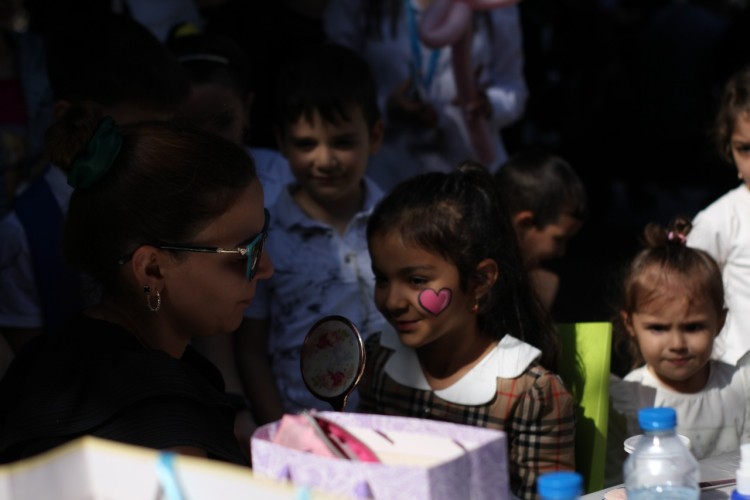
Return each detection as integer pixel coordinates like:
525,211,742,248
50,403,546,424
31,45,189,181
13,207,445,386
418,0,521,166
419,0,522,45
418,0,471,48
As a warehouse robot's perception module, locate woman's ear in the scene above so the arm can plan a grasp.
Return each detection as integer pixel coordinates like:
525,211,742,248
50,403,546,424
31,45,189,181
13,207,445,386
129,245,166,290
472,258,499,300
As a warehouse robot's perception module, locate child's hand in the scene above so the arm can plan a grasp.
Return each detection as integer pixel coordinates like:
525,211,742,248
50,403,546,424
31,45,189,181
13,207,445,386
386,79,439,128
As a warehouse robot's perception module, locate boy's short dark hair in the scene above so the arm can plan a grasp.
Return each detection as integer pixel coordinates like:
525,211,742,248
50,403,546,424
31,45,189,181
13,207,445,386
495,148,588,228
45,12,190,113
274,42,380,138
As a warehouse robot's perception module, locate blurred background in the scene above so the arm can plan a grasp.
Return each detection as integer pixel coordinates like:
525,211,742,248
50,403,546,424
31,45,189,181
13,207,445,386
13,0,750,324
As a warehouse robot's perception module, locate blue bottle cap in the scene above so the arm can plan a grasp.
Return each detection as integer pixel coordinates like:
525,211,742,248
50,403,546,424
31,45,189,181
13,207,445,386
732,489,750,500
638,407,677,431
538,471,583,499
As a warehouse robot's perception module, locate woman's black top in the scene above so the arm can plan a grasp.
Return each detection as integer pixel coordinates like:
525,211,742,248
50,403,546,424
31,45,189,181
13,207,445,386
0,314,246,465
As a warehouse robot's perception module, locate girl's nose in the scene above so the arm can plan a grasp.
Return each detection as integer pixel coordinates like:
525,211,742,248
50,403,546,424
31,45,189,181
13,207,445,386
381,286,409,316
668,331,688,350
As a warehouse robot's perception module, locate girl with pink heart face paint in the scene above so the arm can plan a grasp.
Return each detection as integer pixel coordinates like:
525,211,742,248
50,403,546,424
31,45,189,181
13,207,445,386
363,162,575,500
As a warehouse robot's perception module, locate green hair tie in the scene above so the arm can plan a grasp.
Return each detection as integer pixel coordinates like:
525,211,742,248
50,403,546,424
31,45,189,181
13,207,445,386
67,116,122,189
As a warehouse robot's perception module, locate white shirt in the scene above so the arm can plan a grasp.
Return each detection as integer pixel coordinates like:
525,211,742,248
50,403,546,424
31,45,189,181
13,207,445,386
687,185,750,365
611,361,750,460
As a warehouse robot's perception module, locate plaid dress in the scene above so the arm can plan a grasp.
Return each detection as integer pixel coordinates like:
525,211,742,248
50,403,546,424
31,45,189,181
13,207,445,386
359,332,576,500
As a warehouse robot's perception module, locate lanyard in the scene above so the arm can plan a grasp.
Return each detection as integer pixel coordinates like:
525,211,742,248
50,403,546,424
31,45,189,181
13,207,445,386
403,0,441,95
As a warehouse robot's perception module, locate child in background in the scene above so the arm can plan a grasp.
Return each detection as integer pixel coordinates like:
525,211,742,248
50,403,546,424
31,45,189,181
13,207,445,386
236,43,387,423
166,30,294,207
687,65,750,365
0,0,53,216
361,162,575,500
494,149,587,311
323,0,527,192
610,219,750,466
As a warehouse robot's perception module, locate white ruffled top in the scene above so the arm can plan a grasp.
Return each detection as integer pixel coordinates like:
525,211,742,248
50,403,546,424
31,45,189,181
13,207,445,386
611,360,750,460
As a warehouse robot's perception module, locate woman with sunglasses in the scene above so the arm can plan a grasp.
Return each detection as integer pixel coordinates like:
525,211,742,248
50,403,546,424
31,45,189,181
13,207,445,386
0,102,272,465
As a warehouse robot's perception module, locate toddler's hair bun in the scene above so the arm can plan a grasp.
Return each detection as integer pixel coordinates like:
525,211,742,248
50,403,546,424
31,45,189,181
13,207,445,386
642,217,692,249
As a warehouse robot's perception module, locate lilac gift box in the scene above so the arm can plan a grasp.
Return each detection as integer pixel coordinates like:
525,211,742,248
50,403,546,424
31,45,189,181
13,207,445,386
251,412,510,500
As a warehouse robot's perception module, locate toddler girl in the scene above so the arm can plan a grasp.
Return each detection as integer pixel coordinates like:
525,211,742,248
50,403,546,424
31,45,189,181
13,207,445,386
360,162,575,500
611,218,750,462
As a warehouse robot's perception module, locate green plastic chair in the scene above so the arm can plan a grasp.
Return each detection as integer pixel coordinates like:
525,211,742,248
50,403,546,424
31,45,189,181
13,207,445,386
556,322,612,493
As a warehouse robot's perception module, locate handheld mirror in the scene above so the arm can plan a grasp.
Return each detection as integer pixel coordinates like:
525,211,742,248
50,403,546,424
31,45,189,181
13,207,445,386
300,315,366,412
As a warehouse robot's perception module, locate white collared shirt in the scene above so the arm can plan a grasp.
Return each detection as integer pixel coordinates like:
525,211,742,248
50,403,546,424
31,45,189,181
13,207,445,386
379,324,542,405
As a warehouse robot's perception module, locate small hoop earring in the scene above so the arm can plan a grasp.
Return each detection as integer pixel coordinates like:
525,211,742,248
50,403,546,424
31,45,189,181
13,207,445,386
144,285,161,312
470,301,479,314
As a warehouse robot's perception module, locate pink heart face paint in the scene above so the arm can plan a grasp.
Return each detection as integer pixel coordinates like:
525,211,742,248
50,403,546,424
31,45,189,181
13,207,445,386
418,288,452,316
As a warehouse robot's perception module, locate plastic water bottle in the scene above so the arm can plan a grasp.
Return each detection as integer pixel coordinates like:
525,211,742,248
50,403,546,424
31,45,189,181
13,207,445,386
538,471,583,500
623,407,699,500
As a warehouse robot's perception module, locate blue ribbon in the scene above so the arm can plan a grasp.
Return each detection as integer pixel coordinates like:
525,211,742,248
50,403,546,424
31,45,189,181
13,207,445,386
156,452,185,500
